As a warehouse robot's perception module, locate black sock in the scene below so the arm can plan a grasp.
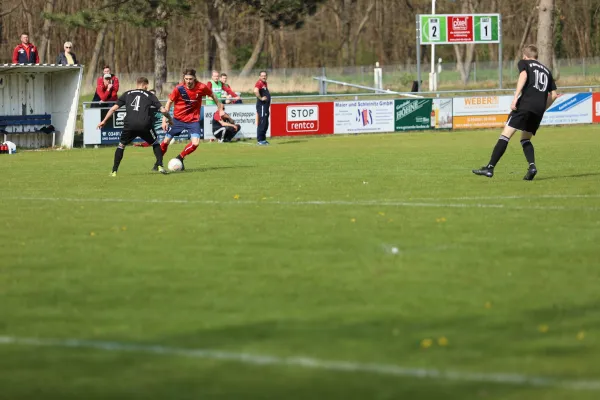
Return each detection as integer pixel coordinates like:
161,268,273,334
520,139,535,166
112,146,125,172
487,135,510,168
152,143,163,167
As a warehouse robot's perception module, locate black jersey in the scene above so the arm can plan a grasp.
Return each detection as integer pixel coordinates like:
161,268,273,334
515,59,557,116
116,89,163,130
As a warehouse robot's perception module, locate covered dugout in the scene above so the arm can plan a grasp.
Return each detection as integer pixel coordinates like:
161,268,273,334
0,64,83,149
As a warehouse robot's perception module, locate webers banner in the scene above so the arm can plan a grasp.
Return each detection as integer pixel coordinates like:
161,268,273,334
394,99,433,131
334,100,395,134
541,93,593,125
204,104,265,139
271,102,334,136
452,95,512,129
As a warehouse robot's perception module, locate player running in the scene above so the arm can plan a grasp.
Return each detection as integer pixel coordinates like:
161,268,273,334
97,77,173,176
159,69,224,170
472,45,558,181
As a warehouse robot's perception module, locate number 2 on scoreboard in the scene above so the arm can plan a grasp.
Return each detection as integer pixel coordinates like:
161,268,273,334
428,18,440,41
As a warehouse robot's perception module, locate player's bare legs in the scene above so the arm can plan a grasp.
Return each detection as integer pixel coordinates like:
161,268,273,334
472,125,518,178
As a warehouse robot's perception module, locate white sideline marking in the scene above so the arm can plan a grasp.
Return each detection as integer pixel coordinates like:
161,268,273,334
414,194,600,201
1,196,600,211
1,336,599,391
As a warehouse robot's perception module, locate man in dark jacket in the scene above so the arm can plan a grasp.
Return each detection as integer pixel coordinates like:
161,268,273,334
56,42,78,65
12,33,39,64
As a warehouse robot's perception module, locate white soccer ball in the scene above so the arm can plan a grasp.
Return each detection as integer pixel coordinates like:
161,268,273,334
167,158,183,172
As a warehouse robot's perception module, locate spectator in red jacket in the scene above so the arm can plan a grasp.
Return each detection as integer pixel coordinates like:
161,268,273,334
12,33,39,64
96,65,119,92
96,73,118,103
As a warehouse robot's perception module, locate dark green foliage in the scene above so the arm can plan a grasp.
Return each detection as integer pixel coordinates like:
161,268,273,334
234,0,326,29
44,0,191,29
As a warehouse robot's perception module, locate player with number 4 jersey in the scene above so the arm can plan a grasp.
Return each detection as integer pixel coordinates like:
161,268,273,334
472,45,558,181
97,77,173,176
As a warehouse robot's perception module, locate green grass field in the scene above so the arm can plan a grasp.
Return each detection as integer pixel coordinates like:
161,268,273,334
2,126,600,399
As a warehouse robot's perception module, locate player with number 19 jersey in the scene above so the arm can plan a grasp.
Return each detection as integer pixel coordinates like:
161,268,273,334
472,45,558,181
511,59,557,127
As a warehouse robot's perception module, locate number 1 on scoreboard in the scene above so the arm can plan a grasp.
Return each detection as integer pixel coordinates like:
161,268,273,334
480,17,491,40
428,18,440,41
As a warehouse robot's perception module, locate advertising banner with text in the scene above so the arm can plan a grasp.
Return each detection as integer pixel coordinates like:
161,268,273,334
203,104,267,139
270,102,334,136
541,93,593,126
334,100,395,134
394,99,433,131
452,95,512,129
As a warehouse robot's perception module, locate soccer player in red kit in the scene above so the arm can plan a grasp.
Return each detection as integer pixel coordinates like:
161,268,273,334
158,68,224,170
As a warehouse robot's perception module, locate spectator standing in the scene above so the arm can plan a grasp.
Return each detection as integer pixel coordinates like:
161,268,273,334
56,42,78,65
12,33,39,64
205,70,223,105
220,73,241,104
254,71,270,145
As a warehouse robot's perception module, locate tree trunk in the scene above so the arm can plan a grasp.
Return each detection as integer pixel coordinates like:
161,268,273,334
205,0,230,73
21,0,34,41
453,43,476,84
453,0,478,84
340,0,352,64
85,24,108,89
278,26,288,68
203,1,210,73
240,18,265,77
350,0,375,65
38,0,56,64
515,0,539,64
536,0,555,70
154,6,168,96
374,0,386,64
106,25,115,68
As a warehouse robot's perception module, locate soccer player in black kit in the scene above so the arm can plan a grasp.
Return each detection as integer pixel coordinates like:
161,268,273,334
473,45,558,181
97,77,173,176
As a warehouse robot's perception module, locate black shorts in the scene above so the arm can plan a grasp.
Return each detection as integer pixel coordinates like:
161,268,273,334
506,110,543,135
120,128,157,145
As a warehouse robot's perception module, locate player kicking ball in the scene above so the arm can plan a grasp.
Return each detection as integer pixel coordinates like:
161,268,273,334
472,45,558,181
98,77,173,176
158,68,224,171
